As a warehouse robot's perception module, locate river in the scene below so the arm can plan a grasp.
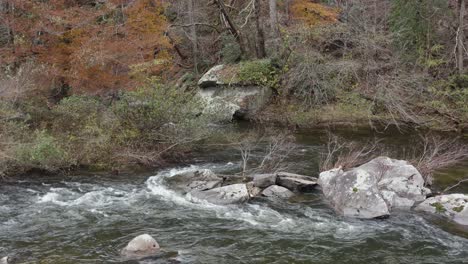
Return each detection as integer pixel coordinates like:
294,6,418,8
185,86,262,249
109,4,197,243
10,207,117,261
1,126,468,263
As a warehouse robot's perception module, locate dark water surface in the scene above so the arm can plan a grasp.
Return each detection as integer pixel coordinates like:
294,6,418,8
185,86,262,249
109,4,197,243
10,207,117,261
1,127,468,263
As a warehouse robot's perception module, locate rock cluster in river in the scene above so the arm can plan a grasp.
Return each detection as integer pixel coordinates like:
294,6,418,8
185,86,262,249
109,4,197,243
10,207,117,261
168,169,318,205
318,157,431,219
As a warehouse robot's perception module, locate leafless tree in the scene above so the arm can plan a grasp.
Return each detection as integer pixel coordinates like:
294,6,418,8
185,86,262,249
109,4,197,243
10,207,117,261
320,133,381,171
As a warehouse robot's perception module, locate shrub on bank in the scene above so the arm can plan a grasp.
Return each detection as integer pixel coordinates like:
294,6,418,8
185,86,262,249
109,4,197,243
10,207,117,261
0,79,214,176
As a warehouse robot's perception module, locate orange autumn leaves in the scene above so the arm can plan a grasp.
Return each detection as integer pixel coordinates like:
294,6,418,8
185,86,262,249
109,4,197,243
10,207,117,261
2,0,173,93
291,0,339,27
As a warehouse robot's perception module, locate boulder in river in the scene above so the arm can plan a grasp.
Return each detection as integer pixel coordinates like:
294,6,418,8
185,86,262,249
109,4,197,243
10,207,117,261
187,183,250,205
262,185,294,199
253,173,277,188
276,172,318,192
416,194,468,225
165,169,223,193
121,234,160,259
318,157,431,219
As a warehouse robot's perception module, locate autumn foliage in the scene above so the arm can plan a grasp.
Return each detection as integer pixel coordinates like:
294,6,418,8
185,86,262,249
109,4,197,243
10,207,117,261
1,0,172,94
290,0,339,27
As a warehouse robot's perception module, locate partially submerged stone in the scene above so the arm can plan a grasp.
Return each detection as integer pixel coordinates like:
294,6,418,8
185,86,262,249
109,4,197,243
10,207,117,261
416,194,468,226
187,184,250,205
262,185,294,199
276,172,318,192
165,169,223,193
121,234,160,259
318,157,431,219
246,181,262,198
253,173,277,188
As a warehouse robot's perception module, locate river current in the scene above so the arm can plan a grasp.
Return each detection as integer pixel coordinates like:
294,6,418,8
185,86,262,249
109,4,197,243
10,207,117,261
1,128,468,263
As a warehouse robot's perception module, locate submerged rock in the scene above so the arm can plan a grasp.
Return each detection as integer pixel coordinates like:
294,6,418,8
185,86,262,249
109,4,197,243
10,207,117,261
121,234,160,259
416,194,468,225
276,172,318,192
188,184,250,205
262,185,294,199
318,157,430,219
165,169,223,193
253,173,277,188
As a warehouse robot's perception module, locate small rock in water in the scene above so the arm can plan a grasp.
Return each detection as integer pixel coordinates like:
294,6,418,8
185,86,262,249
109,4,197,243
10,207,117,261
188,184,250,205
121,234,160,259
276,172,318,192
253,173,277,188
416,194,468,226
262,185,294,199
246,181,262,197
166,169,223,193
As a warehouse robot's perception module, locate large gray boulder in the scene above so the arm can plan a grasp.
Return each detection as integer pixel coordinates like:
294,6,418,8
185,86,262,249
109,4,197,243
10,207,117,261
197,64,273,121
253,173,277,188
165,169,223,193
187,184,250,205
416,194,468,225
318,157,431,219
276,172,318,192
262,185,294,199
358,157,430,208
319,168,390,218
121,234,160,259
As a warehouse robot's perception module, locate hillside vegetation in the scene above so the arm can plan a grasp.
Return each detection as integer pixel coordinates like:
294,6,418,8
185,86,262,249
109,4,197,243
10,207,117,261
1,0,467,175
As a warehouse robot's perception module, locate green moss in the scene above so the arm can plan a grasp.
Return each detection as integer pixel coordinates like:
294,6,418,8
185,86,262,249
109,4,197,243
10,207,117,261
237,59,279,89
452,205,464,213
352,187,358,193
430,202,447,214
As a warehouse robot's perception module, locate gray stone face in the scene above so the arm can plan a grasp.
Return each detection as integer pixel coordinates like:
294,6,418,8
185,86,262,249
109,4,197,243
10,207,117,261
276,172,318,192
197,65,273,121
416,194,468,226
165,169,223,193
198,65,225,88
246,181,262,198
187,184,250,205
253,174,277,188
121,234,160,258
262,185,294,199
357,157,430,208
319,168,390,218
318,157,431,219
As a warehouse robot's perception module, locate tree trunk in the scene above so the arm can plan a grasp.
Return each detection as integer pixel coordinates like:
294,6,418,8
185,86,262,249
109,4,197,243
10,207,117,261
188,0,198,74
269,0,279,39
458,0,465,74
214,0,245,56
254,0,266,58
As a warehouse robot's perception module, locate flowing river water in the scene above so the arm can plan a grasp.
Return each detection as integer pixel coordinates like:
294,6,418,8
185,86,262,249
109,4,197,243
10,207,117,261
1,126,468,263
